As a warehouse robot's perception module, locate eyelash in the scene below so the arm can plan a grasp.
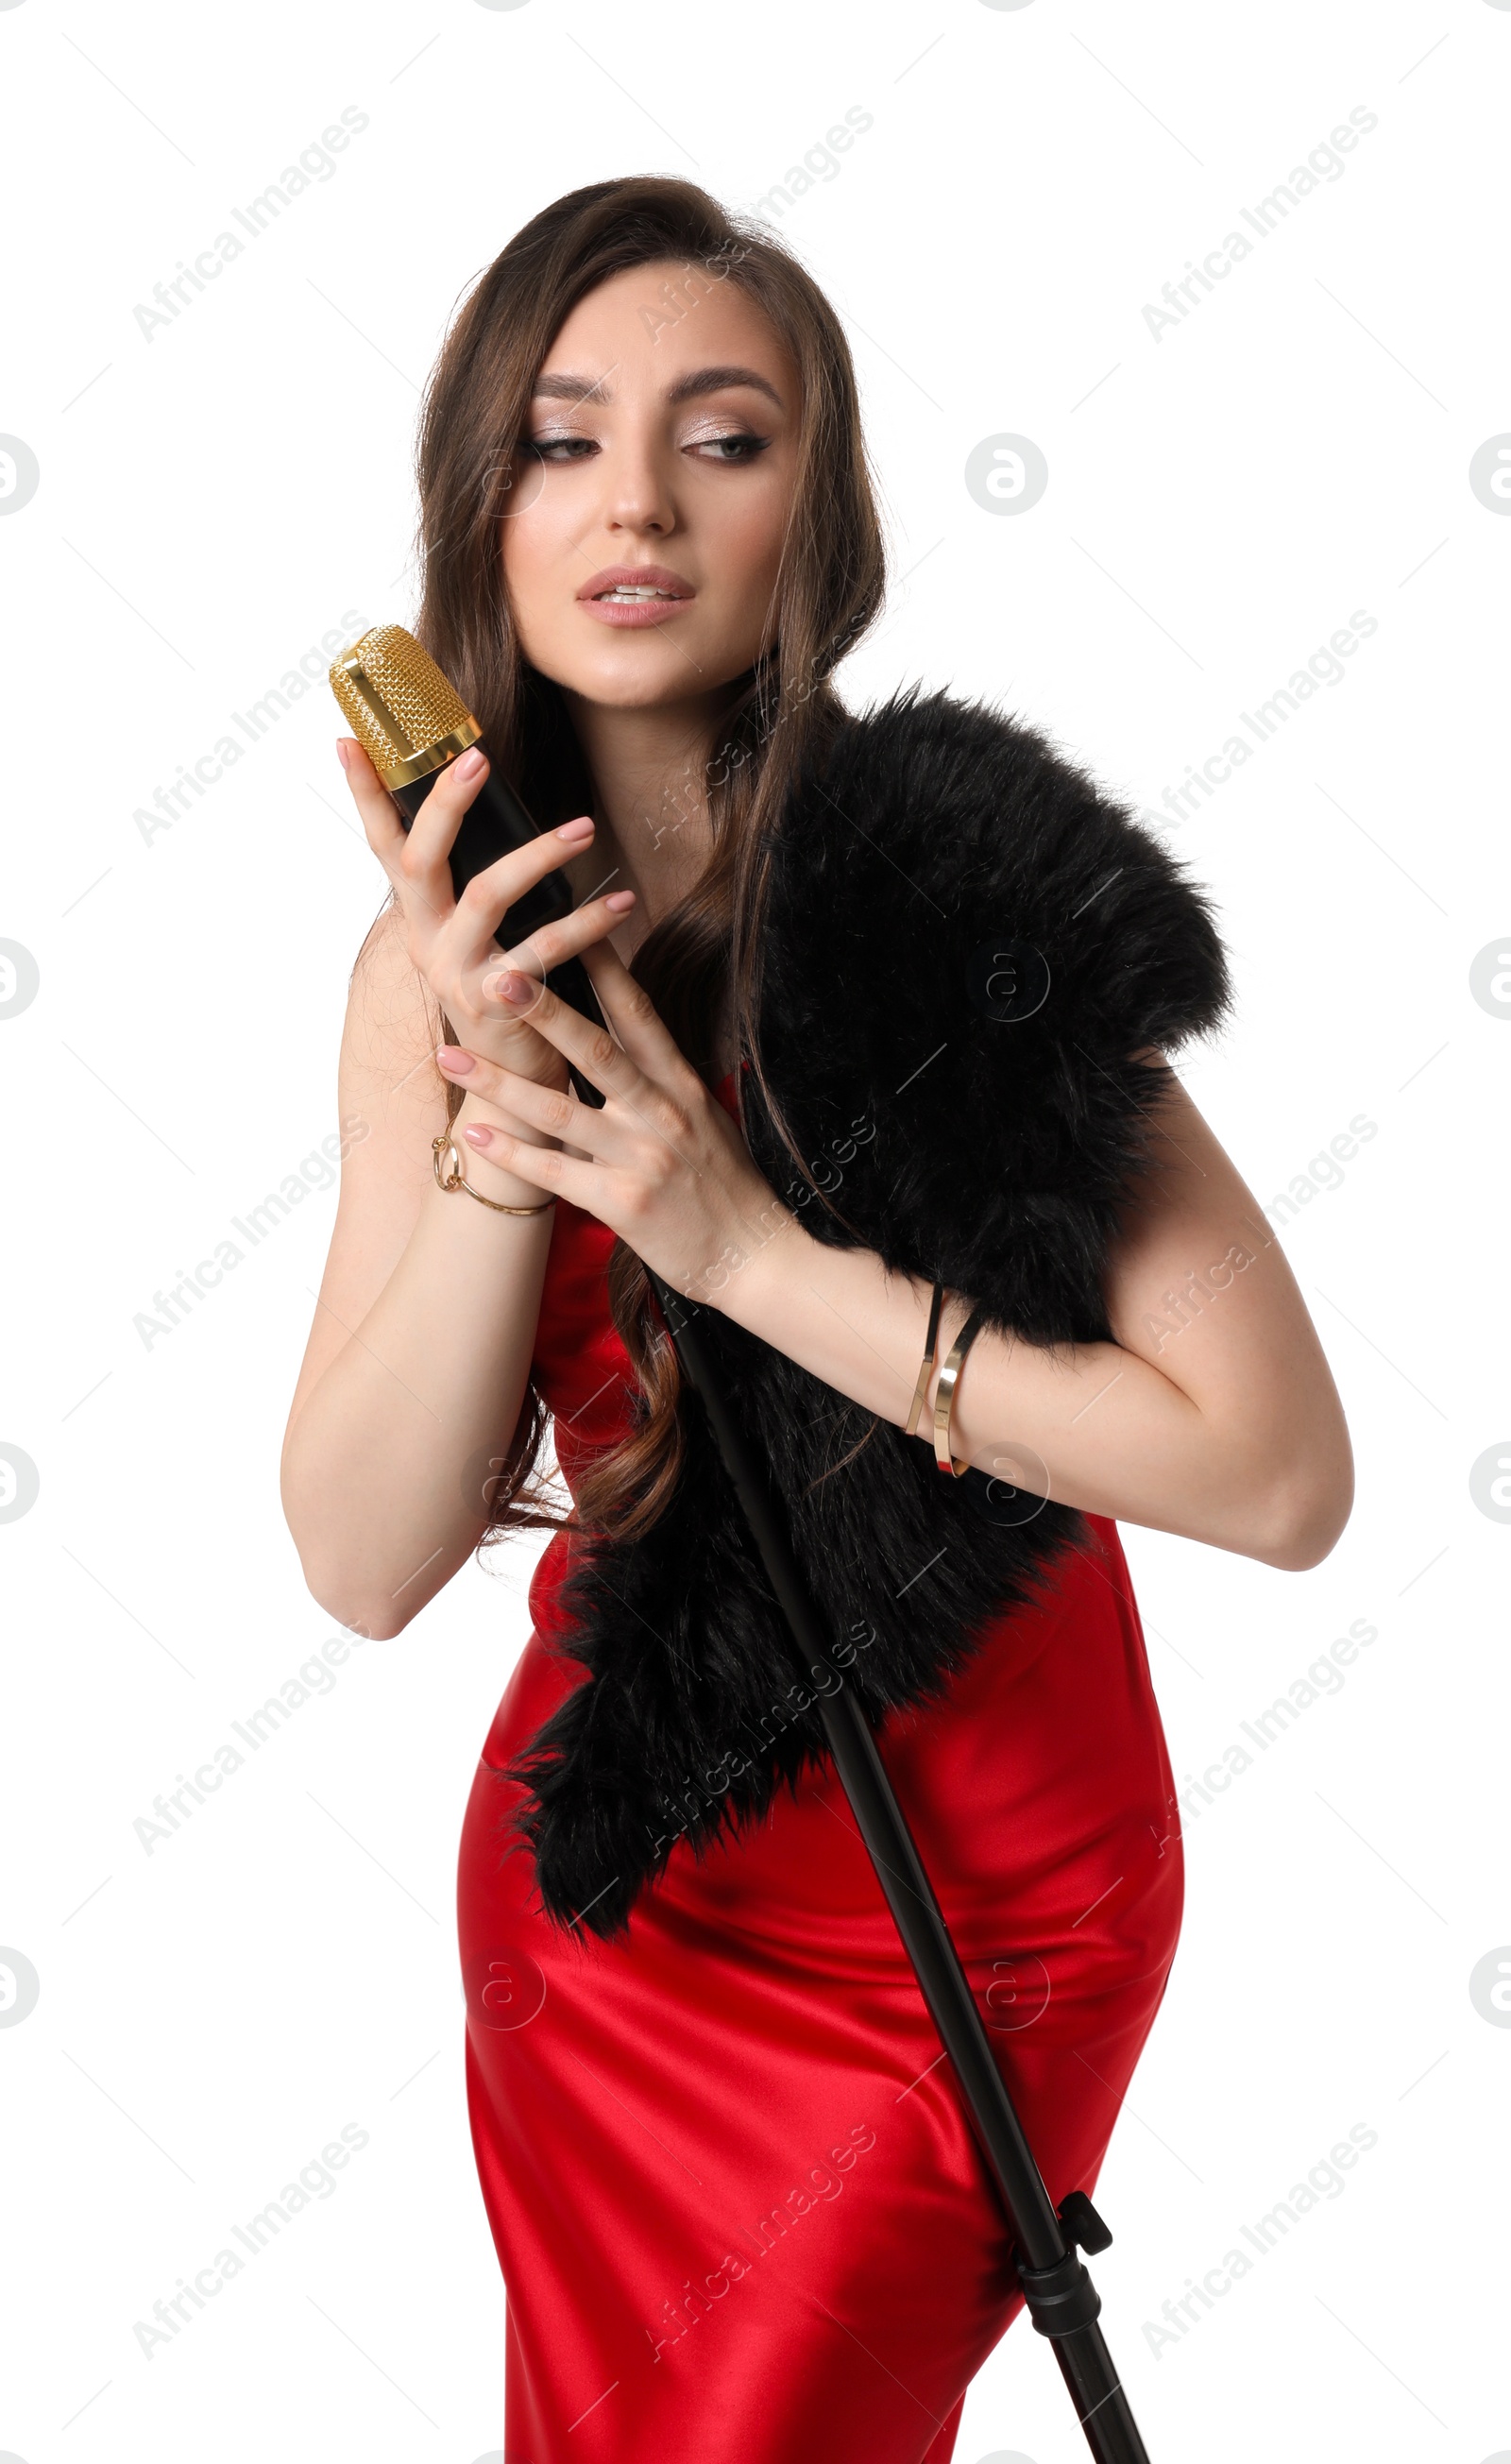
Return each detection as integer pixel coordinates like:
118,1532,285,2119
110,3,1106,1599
519,430,772,467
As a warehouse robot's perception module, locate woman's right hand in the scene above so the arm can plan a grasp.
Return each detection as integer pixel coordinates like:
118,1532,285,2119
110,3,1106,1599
336,736,633,1100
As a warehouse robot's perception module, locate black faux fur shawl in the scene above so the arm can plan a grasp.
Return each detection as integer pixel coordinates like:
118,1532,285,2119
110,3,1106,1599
502,687,1235,1940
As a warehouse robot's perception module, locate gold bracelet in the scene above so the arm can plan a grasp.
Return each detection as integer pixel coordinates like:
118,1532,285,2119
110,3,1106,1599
906,1279,946,1437
932,1304,986,1477
432,1131,555,1216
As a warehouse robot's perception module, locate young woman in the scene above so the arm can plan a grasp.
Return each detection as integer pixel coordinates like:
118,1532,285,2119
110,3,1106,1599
281,178,1352,2462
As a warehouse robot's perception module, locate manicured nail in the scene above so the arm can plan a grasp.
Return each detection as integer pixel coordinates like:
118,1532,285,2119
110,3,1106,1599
462,1124,491,1148
604,891,636,911
435,1045,474,1074
491,970,535,1006
453,748,484,780
555,816,594,841
336,740,350,771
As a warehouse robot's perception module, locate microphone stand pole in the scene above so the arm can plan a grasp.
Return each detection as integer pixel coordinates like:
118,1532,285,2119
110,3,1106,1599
646,1272,1153,2464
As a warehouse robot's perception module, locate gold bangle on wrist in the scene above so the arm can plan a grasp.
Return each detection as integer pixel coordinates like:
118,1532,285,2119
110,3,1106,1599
432,1131,555,1217
932,1304,985,1477
906,1279,946,1438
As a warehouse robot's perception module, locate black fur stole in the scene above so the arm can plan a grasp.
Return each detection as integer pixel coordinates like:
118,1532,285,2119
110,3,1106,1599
503,687,1235,1940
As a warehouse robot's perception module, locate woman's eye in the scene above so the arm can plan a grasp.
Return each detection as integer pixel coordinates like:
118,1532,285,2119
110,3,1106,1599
518,429,772,467
690,432,772,464
521,433,597,463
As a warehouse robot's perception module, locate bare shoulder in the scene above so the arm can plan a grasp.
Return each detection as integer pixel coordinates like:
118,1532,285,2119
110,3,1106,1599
284,902,449,1435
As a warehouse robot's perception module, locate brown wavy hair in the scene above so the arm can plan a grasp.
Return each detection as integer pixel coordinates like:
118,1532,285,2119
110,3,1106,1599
401,175,886,1544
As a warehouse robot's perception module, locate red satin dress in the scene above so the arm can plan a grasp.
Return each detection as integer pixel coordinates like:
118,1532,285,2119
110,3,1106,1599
457,1074,1184,2464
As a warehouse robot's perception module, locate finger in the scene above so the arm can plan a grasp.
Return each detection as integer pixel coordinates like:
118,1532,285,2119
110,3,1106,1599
338,737,493,892
468,974,705,1183
335,739,460,930
435,1049,625,1160
338,739,410,876
575,937,705,1092
455,1114,598,1210
343,729,602,954
493,887,636,990
475,964,641,1095
449,807,604,961
398,745,498,887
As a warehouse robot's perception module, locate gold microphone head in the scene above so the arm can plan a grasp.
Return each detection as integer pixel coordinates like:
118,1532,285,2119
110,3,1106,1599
328,623,483,791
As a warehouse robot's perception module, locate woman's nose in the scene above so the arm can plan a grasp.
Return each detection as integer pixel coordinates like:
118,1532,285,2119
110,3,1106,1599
599,436,676,536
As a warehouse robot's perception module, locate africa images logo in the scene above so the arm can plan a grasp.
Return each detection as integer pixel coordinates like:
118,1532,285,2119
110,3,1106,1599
1142,107,1380,341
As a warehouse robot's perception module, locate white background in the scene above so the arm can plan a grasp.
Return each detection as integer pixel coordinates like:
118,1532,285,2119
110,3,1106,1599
1,1,1507,2458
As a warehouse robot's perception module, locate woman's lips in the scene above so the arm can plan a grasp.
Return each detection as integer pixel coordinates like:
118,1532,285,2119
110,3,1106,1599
576,565,696,629
579,592,695,628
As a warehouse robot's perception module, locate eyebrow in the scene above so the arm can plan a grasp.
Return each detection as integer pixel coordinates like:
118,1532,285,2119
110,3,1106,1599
532,364,784,410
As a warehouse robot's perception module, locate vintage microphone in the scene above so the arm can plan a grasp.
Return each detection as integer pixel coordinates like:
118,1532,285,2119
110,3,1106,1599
330,624,1153,2464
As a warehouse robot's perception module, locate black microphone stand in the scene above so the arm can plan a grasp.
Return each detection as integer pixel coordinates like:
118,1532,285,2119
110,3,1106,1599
645,1274,1153,2463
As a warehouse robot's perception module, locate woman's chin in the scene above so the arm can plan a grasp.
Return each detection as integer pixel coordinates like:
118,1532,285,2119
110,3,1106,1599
552,649,751,716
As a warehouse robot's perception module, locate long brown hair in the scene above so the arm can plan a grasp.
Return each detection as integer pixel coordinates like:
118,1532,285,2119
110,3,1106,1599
405,176,886,1544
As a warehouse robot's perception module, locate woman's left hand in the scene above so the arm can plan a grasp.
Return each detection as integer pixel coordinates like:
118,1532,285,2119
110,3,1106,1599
434,940,785,1300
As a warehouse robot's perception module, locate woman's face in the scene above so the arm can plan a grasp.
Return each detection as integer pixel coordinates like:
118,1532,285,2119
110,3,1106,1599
500,260,802,718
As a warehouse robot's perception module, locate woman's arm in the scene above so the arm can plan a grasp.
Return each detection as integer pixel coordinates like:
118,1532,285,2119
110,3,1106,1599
714,1053,1353,1572
280,737,637,1640
445,960,1354,1578
279,906,563,1639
